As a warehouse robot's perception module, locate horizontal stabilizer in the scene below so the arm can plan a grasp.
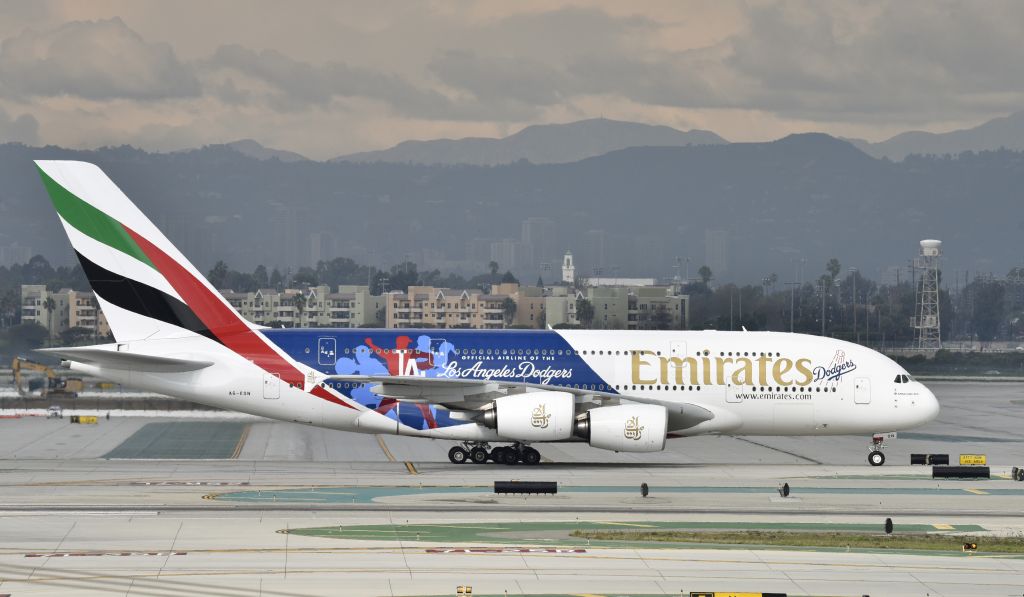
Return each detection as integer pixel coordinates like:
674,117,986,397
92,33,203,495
37,347,214,373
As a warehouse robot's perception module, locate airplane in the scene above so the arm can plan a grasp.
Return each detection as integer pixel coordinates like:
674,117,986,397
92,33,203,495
32,160,940,467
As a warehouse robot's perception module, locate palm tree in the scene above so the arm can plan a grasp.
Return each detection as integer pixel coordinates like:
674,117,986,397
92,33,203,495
501,297,517,326
575,298,595,328
43,296,56,344
292,295,306,328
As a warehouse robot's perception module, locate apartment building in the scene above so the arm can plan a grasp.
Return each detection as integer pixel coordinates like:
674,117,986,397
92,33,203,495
20,285,110,339
221,285,384,328
386,285,511,329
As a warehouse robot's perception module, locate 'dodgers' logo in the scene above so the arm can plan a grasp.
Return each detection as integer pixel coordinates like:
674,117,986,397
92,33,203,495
531,404,551,429
624,416,644,440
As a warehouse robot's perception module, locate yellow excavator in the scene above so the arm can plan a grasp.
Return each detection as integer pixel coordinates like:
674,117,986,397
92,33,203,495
11,357,84,398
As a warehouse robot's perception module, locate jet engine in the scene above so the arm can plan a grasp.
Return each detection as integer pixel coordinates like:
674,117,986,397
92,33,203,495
480,391,575,441
574,404,668,452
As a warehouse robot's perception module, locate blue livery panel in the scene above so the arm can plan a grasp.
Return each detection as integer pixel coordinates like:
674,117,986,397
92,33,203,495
262,329,612,431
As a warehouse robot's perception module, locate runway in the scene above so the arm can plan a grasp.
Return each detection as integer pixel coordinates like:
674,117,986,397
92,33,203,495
0,381,1023,596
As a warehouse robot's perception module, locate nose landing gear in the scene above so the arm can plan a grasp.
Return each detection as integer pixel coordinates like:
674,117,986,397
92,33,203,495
447,442,542,465
868,434,887,466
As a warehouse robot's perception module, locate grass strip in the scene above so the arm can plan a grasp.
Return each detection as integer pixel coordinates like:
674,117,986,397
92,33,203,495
569,529,1024,553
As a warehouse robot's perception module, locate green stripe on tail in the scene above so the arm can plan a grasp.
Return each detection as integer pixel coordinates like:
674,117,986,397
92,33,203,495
37,165,155,269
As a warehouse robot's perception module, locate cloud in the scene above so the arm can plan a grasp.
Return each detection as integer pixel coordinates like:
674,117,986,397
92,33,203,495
0,106,38,144
3,2,1024,155
205,44,477,119
721,2,1024,122
0,17,200,100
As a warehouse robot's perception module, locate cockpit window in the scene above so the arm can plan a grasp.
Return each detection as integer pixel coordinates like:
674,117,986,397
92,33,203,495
894,374,903,383
894,374,912,384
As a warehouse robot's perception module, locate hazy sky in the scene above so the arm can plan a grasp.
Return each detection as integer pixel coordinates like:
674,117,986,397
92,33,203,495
0,0,1021,159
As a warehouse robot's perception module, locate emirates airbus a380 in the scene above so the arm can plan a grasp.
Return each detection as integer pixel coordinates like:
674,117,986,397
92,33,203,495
33,161,939,466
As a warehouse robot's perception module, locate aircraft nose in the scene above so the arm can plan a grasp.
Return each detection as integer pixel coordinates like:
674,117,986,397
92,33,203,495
918,384,940,423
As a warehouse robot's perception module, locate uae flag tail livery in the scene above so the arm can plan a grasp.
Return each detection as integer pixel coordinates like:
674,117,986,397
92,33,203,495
36,160,251,344
34,160,337,404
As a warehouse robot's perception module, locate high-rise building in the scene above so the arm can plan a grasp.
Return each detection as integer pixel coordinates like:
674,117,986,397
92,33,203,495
521,217,555,270
489,239,524,271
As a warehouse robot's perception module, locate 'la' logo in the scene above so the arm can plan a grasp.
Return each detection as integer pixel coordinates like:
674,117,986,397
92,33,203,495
396,351,426,377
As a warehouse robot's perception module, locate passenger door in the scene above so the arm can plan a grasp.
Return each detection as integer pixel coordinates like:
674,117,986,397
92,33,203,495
263,373,280,399
317,337,337,366
854,377,871,404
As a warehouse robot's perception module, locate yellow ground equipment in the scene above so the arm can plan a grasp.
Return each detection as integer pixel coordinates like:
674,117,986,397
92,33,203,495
11,357,84,398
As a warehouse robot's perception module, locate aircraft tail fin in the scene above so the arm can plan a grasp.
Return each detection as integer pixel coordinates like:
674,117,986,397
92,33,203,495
34,160,253,343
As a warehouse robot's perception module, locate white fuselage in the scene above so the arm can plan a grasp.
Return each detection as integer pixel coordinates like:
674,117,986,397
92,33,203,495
66,329,940,447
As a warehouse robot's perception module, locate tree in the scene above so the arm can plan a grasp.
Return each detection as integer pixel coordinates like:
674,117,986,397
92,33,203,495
826,258,841,281
698,265,713,284
651,306,672,330
0,289,15,328
292,267,318,287
43,296,56,343
291,294,306,328
536,276,544,287
5,322,48,352
253,265,269,288
208,261,229,289
269,268,284,289
575,298,595,327
972,280,1005,341
502,297,517,326
500,271,518,284
59,326,93,346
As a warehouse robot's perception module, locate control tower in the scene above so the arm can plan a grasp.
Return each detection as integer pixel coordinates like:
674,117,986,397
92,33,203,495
913,239,942,349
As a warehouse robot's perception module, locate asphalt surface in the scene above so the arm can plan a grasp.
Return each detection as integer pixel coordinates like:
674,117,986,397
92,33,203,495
0,381,1022,596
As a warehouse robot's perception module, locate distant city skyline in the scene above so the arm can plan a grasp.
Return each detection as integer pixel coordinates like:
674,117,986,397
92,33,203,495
1,2,1024,158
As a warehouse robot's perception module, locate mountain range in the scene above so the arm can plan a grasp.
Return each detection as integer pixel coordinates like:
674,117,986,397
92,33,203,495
847,111,1024,160
330,118,727,165
1,132,1020,285
211,111,1024,166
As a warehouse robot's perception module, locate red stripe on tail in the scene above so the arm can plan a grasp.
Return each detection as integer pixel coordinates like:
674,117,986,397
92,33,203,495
124,225,352,409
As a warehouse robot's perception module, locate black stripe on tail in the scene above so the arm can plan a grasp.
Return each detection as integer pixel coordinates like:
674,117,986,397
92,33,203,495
74,250,219,343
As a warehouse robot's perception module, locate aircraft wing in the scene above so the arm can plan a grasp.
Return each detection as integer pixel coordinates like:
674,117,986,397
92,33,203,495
321,374,715,431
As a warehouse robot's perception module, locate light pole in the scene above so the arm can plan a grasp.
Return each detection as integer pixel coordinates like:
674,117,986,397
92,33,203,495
785,282,799,333
850,267,858,344
818,278,827,336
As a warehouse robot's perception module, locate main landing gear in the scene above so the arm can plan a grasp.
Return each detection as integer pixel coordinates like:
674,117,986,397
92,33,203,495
868,434,887,467
447,442,541,465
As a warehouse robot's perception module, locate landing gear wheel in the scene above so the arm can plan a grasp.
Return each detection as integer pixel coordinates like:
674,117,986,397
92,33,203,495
522,447,541,466
469,447,489,464
868,450,885,466
448,447,468,464
500,448,519,465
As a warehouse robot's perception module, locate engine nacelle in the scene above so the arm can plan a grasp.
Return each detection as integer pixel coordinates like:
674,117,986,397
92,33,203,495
480,391,575,441
574,404,668,452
